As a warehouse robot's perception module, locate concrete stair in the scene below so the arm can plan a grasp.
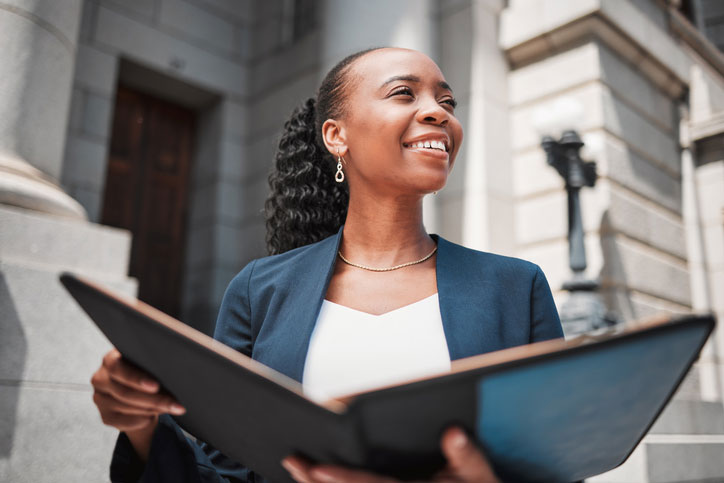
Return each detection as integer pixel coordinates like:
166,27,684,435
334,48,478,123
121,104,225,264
589,399,724,482
0,205,136,482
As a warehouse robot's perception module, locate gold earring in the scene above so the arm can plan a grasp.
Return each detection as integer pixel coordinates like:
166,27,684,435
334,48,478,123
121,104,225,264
335,152,345,183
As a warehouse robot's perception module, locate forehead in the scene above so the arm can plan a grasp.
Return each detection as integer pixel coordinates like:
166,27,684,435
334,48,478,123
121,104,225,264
350,49,447,88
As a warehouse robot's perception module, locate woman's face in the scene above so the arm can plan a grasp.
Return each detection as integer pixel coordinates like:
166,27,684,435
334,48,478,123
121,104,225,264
333,48,464,197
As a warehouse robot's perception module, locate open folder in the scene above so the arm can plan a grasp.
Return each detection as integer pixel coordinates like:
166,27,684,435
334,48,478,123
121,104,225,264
60,272,715,482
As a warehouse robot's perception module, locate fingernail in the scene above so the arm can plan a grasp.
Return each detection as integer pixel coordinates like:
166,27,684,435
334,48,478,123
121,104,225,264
169,403,186,415
141,379,158,391
310,468,339,483
452,429,468,449
281,459,294,472
282,460,309,482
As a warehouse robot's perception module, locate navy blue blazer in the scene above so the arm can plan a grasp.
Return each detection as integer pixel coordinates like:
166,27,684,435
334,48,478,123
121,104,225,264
110,226,563,483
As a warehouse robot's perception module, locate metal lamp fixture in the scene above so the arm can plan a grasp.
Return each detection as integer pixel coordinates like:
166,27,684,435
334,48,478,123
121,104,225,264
539,128,617,336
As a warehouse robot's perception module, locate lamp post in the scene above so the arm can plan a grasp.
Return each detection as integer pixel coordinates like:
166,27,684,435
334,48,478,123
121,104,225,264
541,130,617,336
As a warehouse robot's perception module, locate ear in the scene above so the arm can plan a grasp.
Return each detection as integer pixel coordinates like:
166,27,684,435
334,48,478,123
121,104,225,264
321,119,348,157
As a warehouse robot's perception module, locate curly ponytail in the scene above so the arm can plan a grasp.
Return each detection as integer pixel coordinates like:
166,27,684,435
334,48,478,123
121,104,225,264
264,98,349,255
264,48,381,255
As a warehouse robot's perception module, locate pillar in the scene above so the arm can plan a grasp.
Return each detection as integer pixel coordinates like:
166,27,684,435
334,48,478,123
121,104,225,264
0,0,86,219
462,0,513,253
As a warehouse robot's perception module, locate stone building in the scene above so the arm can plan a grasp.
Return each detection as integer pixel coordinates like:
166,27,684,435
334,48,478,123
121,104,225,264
0,0,722,481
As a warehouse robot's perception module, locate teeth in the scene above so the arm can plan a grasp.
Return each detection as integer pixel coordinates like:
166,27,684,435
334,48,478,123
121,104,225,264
407,140,448,152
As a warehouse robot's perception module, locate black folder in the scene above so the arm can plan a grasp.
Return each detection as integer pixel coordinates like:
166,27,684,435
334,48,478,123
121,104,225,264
60,272,715,482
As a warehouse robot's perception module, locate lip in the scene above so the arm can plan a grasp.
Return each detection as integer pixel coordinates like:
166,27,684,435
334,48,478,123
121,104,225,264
404,144,450,160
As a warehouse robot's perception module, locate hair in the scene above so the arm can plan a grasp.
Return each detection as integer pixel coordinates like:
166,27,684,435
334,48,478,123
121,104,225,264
264,47,382,255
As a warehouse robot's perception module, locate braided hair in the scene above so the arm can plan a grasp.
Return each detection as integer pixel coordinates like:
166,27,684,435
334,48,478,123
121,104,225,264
264,48,381,255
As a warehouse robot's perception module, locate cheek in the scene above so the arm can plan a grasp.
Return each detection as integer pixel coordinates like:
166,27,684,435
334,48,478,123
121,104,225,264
454,120,464,154
443,119,463,168
452,117,464,148
351,110,409,154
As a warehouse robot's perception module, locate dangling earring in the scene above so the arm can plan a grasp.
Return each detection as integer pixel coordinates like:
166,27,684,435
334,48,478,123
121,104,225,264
335,152,345,183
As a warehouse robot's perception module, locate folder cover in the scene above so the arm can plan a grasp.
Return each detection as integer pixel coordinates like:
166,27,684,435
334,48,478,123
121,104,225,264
60,272,715,482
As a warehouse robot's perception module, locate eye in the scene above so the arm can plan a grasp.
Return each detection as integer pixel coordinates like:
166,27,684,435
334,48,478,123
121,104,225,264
390,86,414,98
441,97,458,109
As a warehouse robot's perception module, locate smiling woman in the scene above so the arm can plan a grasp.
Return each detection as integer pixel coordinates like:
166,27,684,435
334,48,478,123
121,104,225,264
90,47,563,483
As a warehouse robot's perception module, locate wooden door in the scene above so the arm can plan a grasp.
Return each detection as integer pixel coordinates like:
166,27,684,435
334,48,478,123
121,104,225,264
101,86,195,318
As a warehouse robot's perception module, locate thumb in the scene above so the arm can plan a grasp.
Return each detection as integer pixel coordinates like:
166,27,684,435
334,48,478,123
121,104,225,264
440,427,499,482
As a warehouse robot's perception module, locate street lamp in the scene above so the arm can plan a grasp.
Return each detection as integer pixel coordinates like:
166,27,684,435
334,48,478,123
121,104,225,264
542,130,597,284
534,100,617,336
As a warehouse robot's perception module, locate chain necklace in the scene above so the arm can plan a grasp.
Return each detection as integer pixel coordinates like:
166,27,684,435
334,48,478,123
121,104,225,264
337,245,438,272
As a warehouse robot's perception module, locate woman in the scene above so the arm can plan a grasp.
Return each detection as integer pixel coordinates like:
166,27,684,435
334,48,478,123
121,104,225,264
91,47,563,483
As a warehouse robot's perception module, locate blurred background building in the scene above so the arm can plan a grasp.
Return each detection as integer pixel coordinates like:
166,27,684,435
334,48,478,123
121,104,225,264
1,0,723,481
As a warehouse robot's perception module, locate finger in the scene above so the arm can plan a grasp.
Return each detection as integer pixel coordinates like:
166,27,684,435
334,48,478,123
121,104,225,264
102,377,185,415
282,455,399,483
91,366,179,413
93,391,160,416
282,457,314,483
103,350,159,393
439,427,498,483
308,464,398,483
100,411,157,432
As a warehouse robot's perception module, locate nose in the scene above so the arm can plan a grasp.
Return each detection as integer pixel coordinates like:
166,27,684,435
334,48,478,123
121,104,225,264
416,96,449,126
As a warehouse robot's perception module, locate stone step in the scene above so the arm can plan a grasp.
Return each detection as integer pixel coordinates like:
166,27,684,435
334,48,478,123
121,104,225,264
590,437,724,482
645,437,724,482
0,262,136,385
0,383,117,482
650,399,724,435
0,205,131,277
1,209,136,483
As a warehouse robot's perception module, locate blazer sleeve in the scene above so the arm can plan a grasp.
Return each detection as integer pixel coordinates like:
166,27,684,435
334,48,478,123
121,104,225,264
109,261,259,483
529,265,564,343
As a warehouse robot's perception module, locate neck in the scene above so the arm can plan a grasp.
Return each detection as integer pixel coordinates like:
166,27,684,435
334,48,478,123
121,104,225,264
339,191,436,266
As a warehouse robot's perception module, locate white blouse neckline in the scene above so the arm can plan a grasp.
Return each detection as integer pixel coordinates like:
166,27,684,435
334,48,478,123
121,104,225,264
322,292,439,318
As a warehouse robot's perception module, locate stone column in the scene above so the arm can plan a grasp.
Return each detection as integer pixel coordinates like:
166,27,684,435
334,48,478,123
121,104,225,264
462,0,513,253
0,2,136,481
0,0,86,219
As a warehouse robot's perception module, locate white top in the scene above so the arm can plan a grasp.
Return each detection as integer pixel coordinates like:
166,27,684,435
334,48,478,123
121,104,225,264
302,293,451,402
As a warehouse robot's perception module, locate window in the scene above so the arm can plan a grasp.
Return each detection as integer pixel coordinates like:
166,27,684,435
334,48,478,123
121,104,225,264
281,0,317,45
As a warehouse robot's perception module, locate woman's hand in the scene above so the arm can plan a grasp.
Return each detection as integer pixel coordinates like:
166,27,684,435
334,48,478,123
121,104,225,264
90,348,186,460
281,427,499,483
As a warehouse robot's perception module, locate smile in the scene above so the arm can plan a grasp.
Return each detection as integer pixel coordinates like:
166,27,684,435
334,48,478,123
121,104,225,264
403,139,449,152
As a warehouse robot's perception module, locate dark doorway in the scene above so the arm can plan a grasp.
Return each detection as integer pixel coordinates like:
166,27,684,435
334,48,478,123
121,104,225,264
101,86,195,318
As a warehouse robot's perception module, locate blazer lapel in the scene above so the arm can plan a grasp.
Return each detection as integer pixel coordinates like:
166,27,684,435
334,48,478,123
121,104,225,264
281,226,343,383
434,234,492,360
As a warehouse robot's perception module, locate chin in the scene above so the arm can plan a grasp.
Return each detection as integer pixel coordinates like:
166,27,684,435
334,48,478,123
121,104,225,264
417,176,448,195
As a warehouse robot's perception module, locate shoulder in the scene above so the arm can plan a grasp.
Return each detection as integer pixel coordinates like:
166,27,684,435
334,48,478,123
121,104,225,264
435,235,542,285
225,231,338,293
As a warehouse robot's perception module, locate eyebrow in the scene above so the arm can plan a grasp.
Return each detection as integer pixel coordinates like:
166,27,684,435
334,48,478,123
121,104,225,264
381,75,454,93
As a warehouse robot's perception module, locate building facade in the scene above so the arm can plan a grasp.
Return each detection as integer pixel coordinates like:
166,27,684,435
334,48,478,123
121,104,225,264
0,0,723,481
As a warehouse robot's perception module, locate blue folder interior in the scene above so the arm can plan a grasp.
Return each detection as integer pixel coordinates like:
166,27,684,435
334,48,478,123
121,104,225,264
476,323,710,482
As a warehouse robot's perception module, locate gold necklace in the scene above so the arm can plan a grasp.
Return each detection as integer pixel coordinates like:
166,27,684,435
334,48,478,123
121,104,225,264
337,245,438,272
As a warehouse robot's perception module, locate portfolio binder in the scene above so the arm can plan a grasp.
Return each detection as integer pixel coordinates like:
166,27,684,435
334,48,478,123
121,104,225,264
60,272,715,482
